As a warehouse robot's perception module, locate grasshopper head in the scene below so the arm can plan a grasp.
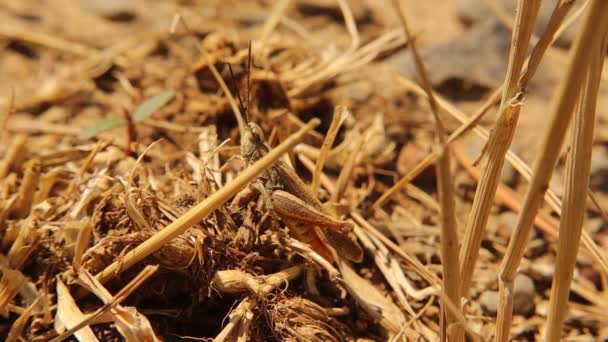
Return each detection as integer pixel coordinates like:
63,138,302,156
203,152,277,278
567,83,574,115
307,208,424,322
241,122,267,162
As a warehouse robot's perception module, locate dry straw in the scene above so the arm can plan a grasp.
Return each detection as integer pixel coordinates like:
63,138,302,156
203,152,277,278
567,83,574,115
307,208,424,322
459,0,541,298
391,0,462,338
495,2,608,341
88,119,319,289
543,29,608,342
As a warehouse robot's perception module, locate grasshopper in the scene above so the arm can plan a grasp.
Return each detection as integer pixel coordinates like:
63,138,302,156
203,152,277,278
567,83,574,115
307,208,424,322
241,122,364,263
233,45,363,263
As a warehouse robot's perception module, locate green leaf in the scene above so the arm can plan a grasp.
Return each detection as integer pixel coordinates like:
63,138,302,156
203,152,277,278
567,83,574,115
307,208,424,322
80,118,126,139
132,90,176,122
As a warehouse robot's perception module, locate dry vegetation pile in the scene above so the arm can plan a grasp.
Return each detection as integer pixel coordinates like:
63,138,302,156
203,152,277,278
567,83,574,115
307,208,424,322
1,0,608,341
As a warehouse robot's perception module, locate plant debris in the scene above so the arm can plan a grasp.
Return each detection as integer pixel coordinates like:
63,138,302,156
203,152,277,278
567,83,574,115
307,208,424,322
1,1,608,341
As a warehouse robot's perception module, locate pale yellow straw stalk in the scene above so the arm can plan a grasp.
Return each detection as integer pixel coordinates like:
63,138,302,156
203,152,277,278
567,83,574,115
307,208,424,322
391,0,462,339
543,32,607,341
459,0,541,297
494,2,608,341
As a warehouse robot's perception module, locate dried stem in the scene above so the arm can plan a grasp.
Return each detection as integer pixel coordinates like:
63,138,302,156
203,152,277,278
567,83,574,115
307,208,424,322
312,106,346,194
0,27,97,57
14,158,41,219
518,0,579,90
495,2,608,341
543,31,607,341
459,0,541,298
391,0,461,339
332,133,364,203
212,265,303,295
86,119,319,290
452,145,595,261
213,297,254,342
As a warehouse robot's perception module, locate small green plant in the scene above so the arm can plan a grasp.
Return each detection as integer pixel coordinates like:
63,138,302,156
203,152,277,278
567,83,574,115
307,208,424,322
80,90,176,139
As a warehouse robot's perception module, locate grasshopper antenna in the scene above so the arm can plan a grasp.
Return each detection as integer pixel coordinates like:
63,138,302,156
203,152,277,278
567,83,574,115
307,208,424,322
227,64,246,118
246,41,252,123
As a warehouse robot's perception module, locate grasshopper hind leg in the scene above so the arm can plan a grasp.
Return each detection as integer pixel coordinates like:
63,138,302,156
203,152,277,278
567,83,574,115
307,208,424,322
315,226,364,263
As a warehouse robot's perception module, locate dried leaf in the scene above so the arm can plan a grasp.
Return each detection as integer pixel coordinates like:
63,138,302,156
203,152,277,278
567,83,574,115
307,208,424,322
55,279,99,342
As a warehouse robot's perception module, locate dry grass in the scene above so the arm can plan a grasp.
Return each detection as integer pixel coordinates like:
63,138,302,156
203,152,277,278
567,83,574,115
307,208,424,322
391,0,462,340
495,2,608,340
458,0,541,299
544,29,607,341
1,0,608,341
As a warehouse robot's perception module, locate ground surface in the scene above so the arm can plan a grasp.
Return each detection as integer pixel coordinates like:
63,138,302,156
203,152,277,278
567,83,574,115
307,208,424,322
1,0,608,341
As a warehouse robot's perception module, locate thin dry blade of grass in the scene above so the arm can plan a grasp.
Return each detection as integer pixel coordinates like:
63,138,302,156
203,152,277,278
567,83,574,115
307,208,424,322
518,0,579,90
391,0,462,339
286,28,404,97
543,32,607,341
55,279,98,342
84,119,319,290
6,297,39,342
459,0,541,298
312,106,346,194
494,2,608,341
351,212,439,286
13,158,41,219
332,133,364,203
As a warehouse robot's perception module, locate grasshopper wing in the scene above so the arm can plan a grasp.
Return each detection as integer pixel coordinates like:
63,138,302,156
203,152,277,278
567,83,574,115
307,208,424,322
270,190,348,230
270,190,363,263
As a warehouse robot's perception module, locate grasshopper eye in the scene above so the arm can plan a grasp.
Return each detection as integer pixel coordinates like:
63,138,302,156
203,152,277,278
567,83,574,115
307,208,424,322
248,123,264,141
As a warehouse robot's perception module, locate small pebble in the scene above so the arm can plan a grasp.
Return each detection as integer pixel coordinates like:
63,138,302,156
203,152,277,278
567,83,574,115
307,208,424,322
397,142,428,176
497,211,518,238
584,217,604,234
347,81,373,103
513,273,535,316
590,146,608,191
480,290,499,315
